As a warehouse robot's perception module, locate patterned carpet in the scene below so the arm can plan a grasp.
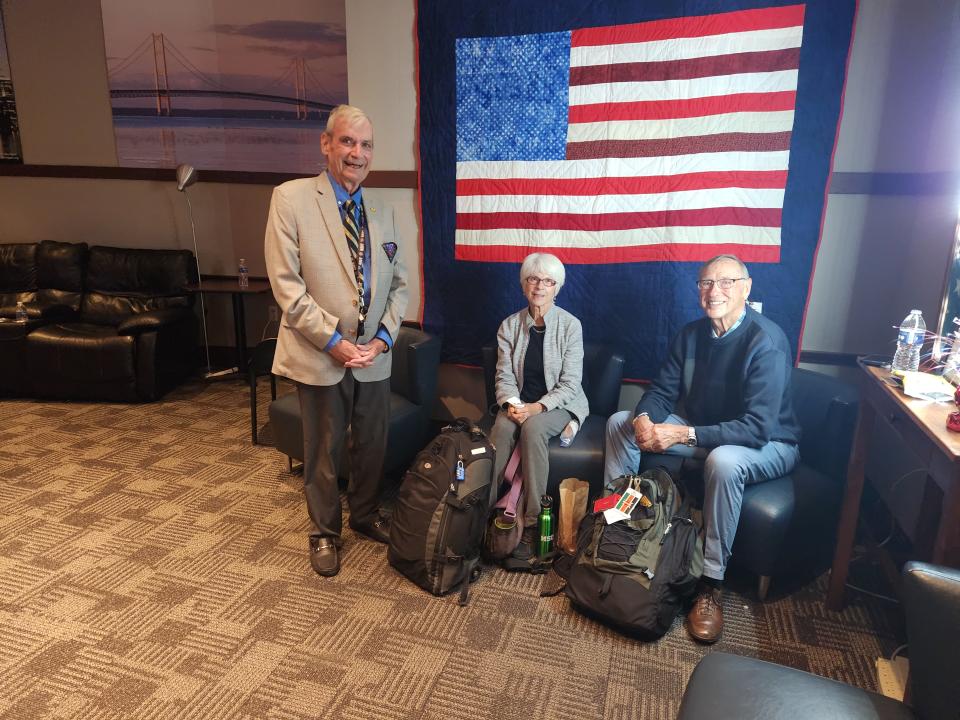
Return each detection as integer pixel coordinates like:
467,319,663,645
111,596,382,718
0,379,902,720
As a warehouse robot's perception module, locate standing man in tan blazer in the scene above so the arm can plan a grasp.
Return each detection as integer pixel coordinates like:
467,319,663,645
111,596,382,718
264,105,408,577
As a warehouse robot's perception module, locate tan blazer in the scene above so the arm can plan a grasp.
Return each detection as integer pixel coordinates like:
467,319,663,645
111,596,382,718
264,173,408,386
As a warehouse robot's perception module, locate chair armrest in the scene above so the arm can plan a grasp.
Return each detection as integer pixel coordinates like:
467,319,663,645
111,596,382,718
903,561,960,719
117,307,192,335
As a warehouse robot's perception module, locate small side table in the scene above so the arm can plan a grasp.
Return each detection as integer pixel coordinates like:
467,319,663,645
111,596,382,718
186,276,271,373
826,363,960,610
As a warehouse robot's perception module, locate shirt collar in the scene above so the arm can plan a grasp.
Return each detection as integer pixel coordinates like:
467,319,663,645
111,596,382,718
711,308,747,339
327,171,363,208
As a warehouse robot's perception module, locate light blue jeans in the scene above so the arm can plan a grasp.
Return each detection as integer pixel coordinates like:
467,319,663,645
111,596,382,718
604,411,800,581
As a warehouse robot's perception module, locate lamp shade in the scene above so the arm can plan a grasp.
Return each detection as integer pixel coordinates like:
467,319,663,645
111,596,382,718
176,164,198,192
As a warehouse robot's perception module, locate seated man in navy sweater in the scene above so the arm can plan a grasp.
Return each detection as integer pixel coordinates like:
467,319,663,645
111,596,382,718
604,254,800,644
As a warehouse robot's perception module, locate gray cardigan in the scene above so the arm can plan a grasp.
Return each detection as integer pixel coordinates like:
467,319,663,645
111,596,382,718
495,304,590,424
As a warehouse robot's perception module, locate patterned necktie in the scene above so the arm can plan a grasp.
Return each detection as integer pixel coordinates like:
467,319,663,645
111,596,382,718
343,199,361,259
342,199,366,334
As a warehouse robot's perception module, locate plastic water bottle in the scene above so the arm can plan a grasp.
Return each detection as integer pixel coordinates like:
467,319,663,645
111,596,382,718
15,301,27,322
559,420,580,447
537,494,554,559
891,309,925,373
238,258,249,289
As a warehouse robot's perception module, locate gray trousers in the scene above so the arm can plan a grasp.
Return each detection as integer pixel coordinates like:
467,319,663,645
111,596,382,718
297,375,390,543
490,407,573,524
604,410,800,581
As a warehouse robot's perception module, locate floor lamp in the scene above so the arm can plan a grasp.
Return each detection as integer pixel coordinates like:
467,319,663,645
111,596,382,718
175,164,213,378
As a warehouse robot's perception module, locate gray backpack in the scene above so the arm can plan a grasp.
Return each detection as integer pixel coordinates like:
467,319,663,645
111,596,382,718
388,419,494,604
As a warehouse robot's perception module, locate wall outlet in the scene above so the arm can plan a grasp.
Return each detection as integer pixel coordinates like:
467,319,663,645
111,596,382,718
268,305,279,322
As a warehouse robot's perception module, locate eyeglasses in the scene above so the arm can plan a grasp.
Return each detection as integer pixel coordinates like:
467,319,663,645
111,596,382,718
696,278,746,291
337,136,374,152
525,276,557,287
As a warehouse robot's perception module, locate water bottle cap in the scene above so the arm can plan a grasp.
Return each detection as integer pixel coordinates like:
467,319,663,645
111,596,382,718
540,494,552,508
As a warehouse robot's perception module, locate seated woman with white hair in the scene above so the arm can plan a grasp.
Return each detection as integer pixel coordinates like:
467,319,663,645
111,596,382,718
489,252,589,562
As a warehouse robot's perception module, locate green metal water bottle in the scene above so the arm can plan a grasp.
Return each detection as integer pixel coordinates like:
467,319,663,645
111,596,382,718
537,494,554,559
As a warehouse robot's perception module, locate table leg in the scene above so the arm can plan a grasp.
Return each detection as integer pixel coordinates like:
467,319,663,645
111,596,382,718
827,399,876,611
232,293,248,372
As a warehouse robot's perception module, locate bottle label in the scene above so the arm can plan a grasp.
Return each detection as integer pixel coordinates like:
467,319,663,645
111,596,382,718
898,329,923,346
540,533,553,543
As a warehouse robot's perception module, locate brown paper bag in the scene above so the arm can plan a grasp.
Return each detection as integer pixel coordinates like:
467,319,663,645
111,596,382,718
558,477,590,555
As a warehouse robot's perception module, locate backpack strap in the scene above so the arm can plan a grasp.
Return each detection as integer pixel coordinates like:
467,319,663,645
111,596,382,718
494,444,524,519
456,556,480,606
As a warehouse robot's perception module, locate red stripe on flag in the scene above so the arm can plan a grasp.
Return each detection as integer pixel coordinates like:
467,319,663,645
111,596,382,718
571,5,806,46
570,48,800,86
569,92,796,123
455,243,781,264
456,207,782,231
457,170,788,196
566,131,792,160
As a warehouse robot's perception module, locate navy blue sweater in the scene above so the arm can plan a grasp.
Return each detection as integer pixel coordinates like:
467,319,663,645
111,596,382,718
636,307,801,449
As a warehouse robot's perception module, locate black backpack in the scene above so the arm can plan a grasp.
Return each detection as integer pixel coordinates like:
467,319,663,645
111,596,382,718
562,468,703,640
388,418,494,604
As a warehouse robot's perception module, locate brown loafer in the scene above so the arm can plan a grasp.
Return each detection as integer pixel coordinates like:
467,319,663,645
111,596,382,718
686,587,723,643
309,537,340,577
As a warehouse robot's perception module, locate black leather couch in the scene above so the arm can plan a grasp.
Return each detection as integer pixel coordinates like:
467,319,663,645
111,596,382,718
268,324,442,479
677,562,960,720
0,241,198,401
640,367,859,599
482,343,626,504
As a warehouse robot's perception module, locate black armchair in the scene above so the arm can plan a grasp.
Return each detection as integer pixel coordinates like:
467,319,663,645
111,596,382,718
677,562,960,720
268,325,442,477
481,343,625,503
640,367,859,599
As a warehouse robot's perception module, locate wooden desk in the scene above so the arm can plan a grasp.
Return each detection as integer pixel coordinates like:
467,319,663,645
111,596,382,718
826,363,960,610
186,276,271,372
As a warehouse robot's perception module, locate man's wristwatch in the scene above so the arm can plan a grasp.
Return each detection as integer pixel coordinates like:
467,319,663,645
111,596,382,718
685,426,697,447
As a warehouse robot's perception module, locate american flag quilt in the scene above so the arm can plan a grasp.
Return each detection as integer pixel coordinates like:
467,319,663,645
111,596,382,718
417,0,857,379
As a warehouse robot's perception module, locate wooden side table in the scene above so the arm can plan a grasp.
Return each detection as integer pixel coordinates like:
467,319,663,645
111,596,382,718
186,276,271,373
826,363,960,610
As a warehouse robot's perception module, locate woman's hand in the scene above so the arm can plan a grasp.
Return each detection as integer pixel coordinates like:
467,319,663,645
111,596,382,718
507,402,544,425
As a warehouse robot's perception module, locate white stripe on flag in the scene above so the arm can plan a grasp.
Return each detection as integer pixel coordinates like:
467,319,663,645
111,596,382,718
455,152,791,180
570,26,803,67
567,110,796,142
570,69,798,105
455,225,782,248
456,187,785,214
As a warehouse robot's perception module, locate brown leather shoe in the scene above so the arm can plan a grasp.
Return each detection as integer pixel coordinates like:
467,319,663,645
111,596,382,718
309,537,340,577
686,587,723,643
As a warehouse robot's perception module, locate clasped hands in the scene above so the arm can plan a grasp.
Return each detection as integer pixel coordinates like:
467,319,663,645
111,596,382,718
506,401,544,425
329,338,388,368
633,414,689,453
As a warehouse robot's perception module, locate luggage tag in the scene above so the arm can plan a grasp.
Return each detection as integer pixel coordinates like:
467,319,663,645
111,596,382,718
603,488,646,524
456,459,465,481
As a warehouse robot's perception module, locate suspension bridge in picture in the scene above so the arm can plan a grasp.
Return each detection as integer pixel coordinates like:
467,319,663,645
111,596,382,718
107,33,340,120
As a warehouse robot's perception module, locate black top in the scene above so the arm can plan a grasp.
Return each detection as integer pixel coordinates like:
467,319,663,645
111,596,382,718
520,325,547,403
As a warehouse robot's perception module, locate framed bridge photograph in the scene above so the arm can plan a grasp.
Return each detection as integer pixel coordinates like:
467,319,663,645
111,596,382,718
0,5,22,163
100,0,348,173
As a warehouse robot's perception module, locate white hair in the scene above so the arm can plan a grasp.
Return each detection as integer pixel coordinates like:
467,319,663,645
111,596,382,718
700,254,750,278
324,104,372,134
519,253,566,294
